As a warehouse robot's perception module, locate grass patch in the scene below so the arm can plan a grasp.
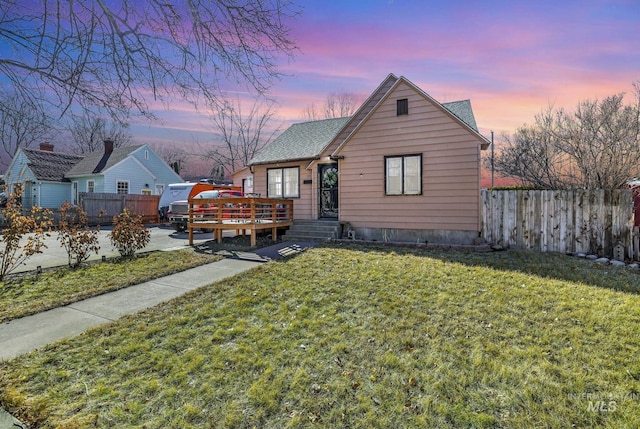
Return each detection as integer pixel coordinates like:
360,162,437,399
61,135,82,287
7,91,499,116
0,249,221,323
1,244,640,428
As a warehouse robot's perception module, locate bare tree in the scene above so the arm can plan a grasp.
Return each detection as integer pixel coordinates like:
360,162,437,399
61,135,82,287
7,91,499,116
553,89,640,189
206,95,281,177
0,89,51,167
493,85,640,189
303,92,360,120
491,113,578,189
0,1,299,123
149,143,189,175
67,113,133,154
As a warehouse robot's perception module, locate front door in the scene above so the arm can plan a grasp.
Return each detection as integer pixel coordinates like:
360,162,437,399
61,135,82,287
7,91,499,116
319,163,338,218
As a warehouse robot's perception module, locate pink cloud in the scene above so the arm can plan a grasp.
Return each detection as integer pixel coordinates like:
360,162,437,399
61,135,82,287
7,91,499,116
136,0,640,177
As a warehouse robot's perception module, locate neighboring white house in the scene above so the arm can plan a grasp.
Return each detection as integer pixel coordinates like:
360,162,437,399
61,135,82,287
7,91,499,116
4,140,182,210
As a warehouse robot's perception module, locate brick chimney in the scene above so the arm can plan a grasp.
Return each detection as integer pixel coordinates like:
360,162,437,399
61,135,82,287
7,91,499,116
40,142,54,152
104,138,114,155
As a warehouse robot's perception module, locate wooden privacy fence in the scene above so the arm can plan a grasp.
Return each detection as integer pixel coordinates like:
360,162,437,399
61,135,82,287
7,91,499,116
79,192,160,225
481,189,637,260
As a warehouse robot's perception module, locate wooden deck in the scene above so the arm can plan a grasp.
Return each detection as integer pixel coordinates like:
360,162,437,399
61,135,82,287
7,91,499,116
187,197,294,247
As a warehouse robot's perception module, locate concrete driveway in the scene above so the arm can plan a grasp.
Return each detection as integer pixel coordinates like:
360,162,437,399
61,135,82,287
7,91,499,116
10,224,233,274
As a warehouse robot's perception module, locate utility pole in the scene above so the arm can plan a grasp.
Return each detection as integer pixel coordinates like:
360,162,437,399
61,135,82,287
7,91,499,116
491,130,495,188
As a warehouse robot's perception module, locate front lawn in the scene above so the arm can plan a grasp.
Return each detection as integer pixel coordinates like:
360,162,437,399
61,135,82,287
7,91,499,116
0,249,222,323
1,244,639,428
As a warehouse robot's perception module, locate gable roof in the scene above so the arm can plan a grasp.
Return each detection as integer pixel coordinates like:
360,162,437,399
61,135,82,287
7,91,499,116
331,75,490,156
249,117,350,165
249,74,489,166
66,145,143,177
20,149,84,182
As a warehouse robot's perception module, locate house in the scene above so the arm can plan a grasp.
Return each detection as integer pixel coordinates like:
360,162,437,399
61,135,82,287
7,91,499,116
247,74,490,245
231,166,255,195
4,140,182,210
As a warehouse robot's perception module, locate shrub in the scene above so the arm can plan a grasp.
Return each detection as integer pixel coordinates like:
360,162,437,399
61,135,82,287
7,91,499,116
110,208,150,258
0,190,52,281
57,202,100,269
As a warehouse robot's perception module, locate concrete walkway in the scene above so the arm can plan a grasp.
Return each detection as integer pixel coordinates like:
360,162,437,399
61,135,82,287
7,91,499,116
0,258,262,429
0,238,319,426
0,256,262,427
0,257,261,361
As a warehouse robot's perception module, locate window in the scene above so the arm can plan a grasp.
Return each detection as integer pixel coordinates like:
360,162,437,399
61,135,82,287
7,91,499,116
385,154,422,195
243,176,254,194
144,150,149,160
72,181,79,204
87,180,95,193
141,189,152,195
267,167,299,198
397,98,409,116
116,180,129,194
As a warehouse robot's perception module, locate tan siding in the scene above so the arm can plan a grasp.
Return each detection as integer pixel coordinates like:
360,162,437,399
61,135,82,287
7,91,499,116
252,161,315,220
338,81,482,232
323,75,398,156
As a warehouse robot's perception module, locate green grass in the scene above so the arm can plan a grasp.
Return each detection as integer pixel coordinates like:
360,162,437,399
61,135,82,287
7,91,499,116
0,249,221,323
1,243,640,428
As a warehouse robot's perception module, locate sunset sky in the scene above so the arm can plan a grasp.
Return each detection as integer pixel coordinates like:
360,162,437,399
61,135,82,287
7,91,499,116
134,0,640,157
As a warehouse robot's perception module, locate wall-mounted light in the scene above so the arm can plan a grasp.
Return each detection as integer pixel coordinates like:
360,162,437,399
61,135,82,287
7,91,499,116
144,183,149,188
360,173,364,178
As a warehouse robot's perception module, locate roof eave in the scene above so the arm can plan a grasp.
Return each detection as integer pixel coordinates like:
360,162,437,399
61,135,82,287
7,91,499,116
249,155,320,167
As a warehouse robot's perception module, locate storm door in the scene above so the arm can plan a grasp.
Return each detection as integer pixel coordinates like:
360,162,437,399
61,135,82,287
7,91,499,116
319,163,338,218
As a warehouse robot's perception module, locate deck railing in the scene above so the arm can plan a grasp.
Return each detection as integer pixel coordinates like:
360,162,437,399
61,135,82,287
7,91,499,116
187,197,294,246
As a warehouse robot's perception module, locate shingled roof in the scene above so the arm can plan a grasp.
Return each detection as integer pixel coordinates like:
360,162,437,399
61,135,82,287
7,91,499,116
249,117,350,165
249,100,479,166
21,149,84,182
66,145,143,177
442,100,478,132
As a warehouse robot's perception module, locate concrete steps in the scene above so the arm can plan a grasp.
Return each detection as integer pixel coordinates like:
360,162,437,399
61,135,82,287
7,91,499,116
282,219,341,242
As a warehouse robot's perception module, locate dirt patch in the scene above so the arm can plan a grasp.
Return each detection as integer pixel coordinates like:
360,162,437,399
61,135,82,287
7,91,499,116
191,232,279,254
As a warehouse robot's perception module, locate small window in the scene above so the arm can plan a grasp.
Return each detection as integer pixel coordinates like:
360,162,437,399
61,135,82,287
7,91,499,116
116,180,129,194
87,180,95,193
397,98,409,116
145,150,149,160
267,167,299,198
385,154,422,195
141,189,152,195
72,181,79,204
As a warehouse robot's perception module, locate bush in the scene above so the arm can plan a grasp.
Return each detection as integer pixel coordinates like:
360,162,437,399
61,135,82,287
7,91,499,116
110,208,150,258
57,202,100,269
0,190,52,281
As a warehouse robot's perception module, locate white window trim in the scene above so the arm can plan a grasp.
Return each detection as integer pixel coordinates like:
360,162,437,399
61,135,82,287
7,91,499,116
72,181,79,204
116,180,130,195
87,180,95,193
267,167,299,198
